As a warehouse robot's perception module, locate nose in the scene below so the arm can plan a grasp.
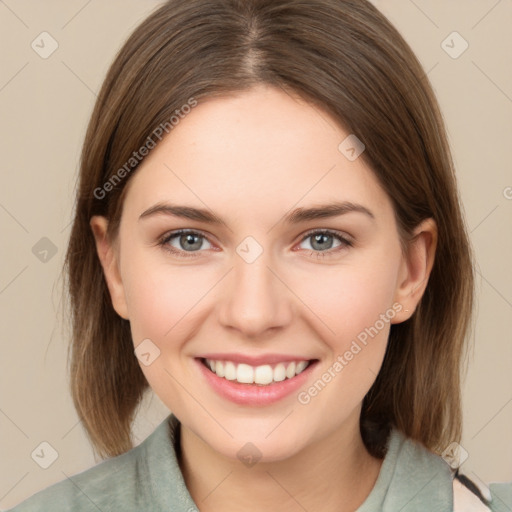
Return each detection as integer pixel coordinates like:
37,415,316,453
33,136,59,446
218,248,293,338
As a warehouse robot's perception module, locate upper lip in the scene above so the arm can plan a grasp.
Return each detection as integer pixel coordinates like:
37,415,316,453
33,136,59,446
197,353,315,366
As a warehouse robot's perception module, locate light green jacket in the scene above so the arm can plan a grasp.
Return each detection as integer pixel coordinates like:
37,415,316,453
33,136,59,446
6,414,512,511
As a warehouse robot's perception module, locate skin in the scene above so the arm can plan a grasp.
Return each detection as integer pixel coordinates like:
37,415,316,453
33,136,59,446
91,84,437,512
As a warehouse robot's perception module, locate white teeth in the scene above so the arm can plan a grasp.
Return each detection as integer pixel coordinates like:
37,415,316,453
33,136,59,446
237,363,254,384
204,358,311,385
254,365,273,385
273,363,286,382
285,362,296,379
224,361,236,380
295,361,308,374
215,360,225,378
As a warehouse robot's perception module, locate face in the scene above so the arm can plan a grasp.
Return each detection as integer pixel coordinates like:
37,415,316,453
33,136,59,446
91,85,434,463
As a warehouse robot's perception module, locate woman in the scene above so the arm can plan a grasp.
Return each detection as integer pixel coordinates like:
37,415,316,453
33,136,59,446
8,0,511,510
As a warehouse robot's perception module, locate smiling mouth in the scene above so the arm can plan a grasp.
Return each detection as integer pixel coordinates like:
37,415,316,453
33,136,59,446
199,357,317,386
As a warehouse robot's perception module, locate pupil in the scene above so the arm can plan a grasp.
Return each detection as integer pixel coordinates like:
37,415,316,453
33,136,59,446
313,233,332,250
182,234,201,251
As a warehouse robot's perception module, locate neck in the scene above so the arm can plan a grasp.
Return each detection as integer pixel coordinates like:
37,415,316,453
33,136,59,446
178,411,384,512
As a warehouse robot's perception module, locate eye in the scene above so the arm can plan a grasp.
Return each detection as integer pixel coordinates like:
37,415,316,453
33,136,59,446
158,228,353,259
159,229,213,258
297,229,353,258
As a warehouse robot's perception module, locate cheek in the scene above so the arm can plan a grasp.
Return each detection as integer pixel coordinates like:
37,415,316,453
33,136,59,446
294,249,401,346
121,247,214,344
294,268,398,421
291,245,401,406
123,237,401,352
120,252,214,409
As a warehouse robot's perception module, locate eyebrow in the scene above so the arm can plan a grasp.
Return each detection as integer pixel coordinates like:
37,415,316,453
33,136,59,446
138,200,375,226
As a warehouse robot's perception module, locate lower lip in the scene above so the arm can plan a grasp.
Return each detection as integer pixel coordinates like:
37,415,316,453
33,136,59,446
195,358,318,406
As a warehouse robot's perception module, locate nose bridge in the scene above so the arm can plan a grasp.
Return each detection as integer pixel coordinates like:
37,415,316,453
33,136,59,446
218,238,291,336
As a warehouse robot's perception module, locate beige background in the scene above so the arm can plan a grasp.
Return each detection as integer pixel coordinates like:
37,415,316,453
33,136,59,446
1,0,511,508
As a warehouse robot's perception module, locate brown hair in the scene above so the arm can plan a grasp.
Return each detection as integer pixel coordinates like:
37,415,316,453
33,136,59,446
63,0,474,459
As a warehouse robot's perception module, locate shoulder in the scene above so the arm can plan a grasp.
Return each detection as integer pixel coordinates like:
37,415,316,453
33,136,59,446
487,481,512,512
383,428,511,511
5,443,148,512
5,416,176,512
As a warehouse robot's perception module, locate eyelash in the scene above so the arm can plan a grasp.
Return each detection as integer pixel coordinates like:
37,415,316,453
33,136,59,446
157,229,353,259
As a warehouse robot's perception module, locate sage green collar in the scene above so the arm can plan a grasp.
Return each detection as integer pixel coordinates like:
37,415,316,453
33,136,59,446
143,413,454,511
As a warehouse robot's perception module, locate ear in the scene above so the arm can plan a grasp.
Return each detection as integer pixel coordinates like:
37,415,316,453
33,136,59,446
90,216,129,320
391,218,437,324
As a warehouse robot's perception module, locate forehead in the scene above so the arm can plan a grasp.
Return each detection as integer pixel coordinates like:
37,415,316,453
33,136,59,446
121,85,392,223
